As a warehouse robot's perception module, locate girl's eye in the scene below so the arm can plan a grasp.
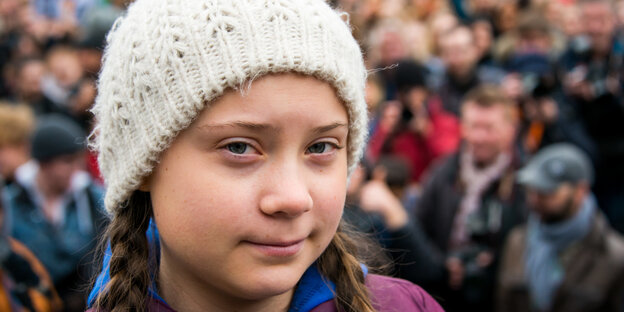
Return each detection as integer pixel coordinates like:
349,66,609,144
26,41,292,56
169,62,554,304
226,142,252,154
307,142,336,154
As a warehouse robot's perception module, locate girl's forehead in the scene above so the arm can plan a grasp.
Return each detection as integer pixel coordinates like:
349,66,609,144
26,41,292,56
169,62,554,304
196,73,349,123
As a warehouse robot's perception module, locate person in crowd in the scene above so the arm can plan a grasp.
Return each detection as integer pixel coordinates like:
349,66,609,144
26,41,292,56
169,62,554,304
40,45,98,130
42,47,84,108
558,4,583,40
497,143,624,312
364,73,386,135
415,85,527,312
437,25,506,115
0,103,34,186
559,0,624,234
505,53,597,163
370,59,460,183
471,17,496,67
366,100,401,160
425,10,459,88
2,114,106,311
355,156,447,288
495,10,563,66
86,0,443,311
13,57,62,116
367,19,410,100
76,4,123,78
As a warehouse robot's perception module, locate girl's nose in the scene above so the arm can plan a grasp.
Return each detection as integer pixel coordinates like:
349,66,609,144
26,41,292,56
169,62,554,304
258,164,313,218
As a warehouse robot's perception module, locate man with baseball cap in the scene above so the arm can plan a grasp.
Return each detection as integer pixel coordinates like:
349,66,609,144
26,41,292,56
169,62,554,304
497,143,624,312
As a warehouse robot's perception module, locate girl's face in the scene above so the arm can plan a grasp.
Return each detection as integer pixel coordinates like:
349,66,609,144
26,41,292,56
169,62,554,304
145,73,349,310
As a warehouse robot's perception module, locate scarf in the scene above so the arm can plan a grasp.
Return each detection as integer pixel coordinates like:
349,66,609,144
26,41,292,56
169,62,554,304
449,151,511,249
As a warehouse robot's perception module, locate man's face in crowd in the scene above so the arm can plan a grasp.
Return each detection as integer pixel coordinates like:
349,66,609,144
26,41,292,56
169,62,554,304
18,60,45,101
47,51,84,88
461,102,516,166
38,152,84,194
380,31,407,66
472,21,493,58
526,183,586,224
440,27,479,79
581,1,616,53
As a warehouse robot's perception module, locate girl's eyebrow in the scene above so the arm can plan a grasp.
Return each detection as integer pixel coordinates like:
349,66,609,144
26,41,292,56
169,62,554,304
196,121,347,134
196,121,278,133
312,122,348,134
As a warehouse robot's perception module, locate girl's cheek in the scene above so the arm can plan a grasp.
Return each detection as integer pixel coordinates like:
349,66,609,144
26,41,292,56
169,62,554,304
315,176,347,216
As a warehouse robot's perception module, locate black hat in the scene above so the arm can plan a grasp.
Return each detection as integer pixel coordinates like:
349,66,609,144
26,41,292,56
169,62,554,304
517,143,593,193
31,114,86,162
394,59,427,93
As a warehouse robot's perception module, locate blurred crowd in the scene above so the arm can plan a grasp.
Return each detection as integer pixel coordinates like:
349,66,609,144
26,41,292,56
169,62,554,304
0,0,125,310
0,0,622,311
340,0,624,311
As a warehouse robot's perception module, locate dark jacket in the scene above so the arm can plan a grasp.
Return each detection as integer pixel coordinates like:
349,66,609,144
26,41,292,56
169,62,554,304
414,151,527,311
518,91,598,165
342,204,447,287
558,41,624,234
416,151,527,257
3,178,106,285
558,40,624,182
497,211,624,312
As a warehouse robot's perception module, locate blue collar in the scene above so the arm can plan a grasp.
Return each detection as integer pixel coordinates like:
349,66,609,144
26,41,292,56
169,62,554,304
88,219,346,312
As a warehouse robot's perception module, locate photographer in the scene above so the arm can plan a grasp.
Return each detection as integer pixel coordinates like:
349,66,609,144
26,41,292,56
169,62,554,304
506,54,597,163
559,0,624,234
374,59,460,183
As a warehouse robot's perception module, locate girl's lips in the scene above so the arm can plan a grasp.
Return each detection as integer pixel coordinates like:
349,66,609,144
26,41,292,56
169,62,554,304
245,239,305,257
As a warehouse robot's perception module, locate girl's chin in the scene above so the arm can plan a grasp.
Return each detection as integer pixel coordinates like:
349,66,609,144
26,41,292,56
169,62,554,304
227,280,297,302
227,266,307,300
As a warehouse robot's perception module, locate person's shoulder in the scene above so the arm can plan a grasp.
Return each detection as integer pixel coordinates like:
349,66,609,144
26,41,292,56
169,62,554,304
594,222,624,285
591,212,624,258
365,274,445,312
603,224,624,262
423,152,459,183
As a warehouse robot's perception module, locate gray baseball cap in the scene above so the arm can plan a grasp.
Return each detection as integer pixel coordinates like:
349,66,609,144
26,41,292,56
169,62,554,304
517,143,594,192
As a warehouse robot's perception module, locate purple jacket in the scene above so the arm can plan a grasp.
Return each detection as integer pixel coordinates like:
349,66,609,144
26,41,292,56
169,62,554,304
312,274,444,312
119,274,444,312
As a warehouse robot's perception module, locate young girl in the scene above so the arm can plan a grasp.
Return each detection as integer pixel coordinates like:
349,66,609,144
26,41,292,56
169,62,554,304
87,0,444,311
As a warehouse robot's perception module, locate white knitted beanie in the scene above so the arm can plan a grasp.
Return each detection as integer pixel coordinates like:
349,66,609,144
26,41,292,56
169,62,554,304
92,0,369,214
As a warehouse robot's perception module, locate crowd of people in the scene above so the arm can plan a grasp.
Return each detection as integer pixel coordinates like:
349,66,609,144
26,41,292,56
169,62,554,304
340,0,624,311
0,0,622,311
